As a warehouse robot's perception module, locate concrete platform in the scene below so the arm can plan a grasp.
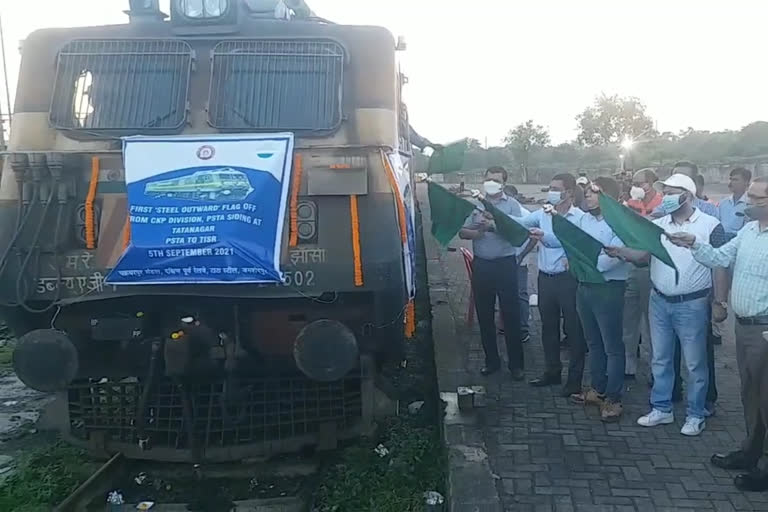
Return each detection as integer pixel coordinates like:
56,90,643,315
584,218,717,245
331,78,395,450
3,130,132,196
419,183,765,512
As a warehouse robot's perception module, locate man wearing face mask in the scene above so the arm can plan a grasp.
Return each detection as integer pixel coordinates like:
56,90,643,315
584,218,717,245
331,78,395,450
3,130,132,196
570,177,632,422
626,168,662,217
607,173,726,436
654,162,725,410
665,177,768,491
622,169,661,379
518,174,587,396
459,167,524,379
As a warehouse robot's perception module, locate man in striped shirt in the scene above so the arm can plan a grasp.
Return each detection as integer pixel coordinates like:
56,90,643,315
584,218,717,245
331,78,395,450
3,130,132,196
667,177,768,492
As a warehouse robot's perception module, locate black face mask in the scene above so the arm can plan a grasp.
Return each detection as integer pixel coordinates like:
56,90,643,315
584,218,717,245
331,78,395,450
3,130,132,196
745,205,768,220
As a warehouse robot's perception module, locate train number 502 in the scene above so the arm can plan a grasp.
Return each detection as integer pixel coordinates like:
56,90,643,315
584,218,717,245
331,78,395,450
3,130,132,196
283,271,316,287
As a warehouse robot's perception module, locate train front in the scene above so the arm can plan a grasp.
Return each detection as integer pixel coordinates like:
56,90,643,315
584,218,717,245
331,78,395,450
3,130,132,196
0,0,416,462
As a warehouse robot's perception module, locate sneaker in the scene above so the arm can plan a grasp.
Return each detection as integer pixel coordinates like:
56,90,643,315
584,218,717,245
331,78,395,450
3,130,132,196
601,400,623,423
637,409,674,427
570,388,605,406
681,417,706,436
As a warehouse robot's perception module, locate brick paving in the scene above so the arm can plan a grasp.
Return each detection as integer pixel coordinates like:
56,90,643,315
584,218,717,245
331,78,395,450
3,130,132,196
418,183,768,511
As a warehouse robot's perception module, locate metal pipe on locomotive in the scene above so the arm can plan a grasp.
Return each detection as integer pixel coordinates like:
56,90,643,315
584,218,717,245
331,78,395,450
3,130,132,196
0,0,418,462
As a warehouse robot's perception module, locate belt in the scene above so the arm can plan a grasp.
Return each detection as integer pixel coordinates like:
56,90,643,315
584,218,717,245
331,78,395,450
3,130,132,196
580,280,626,288
737,315,768,326
474,255,517,264
540,271,568,278
653,287,711,304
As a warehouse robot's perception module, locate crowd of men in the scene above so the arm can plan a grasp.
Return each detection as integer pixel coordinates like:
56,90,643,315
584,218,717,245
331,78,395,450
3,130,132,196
457,163,768,492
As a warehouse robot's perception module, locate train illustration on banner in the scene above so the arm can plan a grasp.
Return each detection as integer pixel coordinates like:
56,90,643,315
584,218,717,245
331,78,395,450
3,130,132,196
144,168,255,202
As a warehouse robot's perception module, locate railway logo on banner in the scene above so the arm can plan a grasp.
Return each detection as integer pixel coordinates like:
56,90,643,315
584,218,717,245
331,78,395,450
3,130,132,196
107,133,295,285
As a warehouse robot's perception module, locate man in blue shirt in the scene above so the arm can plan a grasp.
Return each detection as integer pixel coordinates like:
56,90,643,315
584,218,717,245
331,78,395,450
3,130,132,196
459,167,524,380
719,167,751,238
519,173,587,396
667,177,768,490
570,177,632,422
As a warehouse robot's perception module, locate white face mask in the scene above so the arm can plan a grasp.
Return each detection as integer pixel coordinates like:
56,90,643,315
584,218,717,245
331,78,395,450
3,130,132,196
630,186,646,201
483,180,503,196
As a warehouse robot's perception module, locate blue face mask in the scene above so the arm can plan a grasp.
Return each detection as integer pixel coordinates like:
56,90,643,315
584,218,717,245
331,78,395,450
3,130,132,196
547,190,564,205
661,193,684,214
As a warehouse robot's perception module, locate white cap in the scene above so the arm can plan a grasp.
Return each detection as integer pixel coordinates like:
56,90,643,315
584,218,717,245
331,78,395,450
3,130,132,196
654,173,696,195
576,177,589,186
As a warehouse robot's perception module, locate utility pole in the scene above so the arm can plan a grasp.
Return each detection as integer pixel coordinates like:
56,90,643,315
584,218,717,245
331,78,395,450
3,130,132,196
0,12,10,150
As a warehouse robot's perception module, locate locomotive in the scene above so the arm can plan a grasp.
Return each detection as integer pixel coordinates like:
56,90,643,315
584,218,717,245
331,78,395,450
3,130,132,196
0,0,419,462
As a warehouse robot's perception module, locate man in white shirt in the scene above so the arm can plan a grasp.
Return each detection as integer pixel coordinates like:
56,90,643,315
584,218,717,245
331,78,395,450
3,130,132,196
607,174,727,437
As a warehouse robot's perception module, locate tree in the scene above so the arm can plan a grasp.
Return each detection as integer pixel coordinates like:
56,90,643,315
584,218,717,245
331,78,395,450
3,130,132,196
503,120,551,183
576,94,656,146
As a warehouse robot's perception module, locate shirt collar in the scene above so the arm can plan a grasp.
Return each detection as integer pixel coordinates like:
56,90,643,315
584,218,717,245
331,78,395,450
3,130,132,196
666,207,700,225
734,193,747,204
564,206,580,217
488,193,508,203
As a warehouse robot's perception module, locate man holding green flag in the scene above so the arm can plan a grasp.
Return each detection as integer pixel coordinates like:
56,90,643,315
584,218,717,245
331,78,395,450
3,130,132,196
606,173,727,437
518,173,587,397
568,178,632,423
458,167,527,380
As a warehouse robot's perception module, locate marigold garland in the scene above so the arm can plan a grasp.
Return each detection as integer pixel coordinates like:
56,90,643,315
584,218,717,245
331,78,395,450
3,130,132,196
85,156,100,249
289,153,304,247
405,300,416,339
349,195,363,287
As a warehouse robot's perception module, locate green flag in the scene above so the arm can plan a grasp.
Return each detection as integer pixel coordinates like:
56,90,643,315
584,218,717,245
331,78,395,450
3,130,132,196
427,139,468,174
479,198,529,247
552,214,606,284
427,181,476,246
598,193,678,275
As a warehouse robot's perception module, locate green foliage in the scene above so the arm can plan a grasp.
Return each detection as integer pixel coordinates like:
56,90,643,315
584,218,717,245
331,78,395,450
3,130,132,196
0,442,93,512
576,94,657,146
314,416,445,512
504,120,551,183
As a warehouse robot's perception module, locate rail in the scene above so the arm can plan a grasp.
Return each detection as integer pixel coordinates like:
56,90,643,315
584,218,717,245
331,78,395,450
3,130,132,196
54,452,126,512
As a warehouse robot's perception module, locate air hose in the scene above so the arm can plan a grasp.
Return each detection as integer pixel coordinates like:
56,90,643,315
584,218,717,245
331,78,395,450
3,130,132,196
15,180,57,312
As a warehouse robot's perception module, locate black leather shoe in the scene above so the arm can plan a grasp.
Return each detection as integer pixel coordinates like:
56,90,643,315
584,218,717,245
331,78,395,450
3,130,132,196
480,366,500,377
529,373,561,387
711,451,756,471
735,470,768,492
560,385,582,398
510,368,525,381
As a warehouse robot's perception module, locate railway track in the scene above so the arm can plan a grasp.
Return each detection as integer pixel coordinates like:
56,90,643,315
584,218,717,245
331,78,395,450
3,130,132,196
53,453,313,511
54,453,126,512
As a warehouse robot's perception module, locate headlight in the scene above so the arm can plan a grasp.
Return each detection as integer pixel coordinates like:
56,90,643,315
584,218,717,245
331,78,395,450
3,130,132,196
175,0,230,19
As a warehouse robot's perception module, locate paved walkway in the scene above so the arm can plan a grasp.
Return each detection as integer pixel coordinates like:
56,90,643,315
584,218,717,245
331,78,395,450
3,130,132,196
419,183,768,512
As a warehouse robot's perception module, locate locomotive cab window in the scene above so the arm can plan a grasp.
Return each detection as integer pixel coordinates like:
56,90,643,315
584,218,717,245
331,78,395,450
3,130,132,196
50,39,193,133
208,40,345,133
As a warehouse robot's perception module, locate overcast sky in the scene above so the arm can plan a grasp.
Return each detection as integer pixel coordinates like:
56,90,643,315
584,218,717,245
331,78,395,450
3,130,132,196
2,0,767,145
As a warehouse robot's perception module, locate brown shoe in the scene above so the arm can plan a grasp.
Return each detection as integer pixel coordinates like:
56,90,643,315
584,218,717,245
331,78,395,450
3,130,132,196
601,400,623,422
570,389,605,406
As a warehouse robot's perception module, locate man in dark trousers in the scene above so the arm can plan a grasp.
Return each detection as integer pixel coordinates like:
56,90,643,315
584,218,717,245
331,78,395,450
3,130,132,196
519,173,587,396
459,167,524,380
